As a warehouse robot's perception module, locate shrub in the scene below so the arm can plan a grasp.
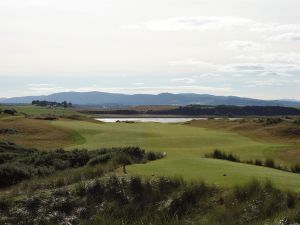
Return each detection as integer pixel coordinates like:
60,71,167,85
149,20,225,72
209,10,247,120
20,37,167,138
291,164,300,173
3,109,17,115
146,152,164,161
207,150,299,174
0,197,12,211
0,128,18,134
52,158,71,170
265,117,283,125
232,179,262,201
113,154,132,166
209,149,224,159
129,177,144,202
206,149,240,162
0,153,16,164
227,153,240,162
254,159,263,166
121,147,145,160
147,152,158,161
265,159,275,168
33,116,58,120
85,179,104,201
169,182,210,217
0,163,30,187
24,196,41,212
256,118,265,123
287,191,296,208
155,177,183,195
0,142,163,188
293,119,300,126
0,176,299,225
245,159,254,164
87,154,112,166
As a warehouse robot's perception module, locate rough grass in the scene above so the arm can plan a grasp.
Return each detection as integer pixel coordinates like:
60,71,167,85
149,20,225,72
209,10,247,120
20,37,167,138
188,118,300,164
2,176,299,225
51,120,300,191
1,105,81,117
0,118,84,149
188,118,300,145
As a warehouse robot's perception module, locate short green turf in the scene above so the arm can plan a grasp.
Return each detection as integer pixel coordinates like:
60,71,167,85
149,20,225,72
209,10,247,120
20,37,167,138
51,120,300,191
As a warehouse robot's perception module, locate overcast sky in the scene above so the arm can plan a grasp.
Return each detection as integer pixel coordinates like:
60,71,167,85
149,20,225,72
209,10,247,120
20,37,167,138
1,0,300,99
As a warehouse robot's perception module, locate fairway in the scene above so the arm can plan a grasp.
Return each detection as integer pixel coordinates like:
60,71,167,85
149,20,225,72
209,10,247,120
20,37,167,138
52,120,300,191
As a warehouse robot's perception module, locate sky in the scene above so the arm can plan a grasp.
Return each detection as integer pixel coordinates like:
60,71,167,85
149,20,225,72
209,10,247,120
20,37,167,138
0,0,300,100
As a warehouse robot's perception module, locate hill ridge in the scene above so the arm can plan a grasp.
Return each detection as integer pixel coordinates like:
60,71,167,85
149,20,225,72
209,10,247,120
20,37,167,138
1,91,299,107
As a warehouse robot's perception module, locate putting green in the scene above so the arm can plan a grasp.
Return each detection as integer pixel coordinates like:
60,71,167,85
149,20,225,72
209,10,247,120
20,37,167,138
52,120,300,191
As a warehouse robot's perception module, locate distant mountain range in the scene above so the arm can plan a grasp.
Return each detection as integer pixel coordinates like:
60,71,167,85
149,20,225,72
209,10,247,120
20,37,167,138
0,92,300,107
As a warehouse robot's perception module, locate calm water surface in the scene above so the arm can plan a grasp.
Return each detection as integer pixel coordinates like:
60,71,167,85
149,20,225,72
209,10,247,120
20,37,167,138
96,118,206,123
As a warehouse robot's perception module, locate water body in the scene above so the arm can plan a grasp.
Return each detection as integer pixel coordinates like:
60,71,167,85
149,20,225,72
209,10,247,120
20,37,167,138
95,118,240,123
96,117,241,123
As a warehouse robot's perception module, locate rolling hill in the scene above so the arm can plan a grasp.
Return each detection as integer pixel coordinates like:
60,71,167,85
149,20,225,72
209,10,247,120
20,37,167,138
1,91,300,107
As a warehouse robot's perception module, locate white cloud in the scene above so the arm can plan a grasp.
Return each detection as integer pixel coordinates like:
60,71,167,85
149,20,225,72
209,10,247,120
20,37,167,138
133,82,145,85
120,24,141,30
246,78,291,87
142,16,252,31
222,41,262,51
27,85,65,92
235,53,300,64
220,62,300,74
169,59,217,69
196,73,221,77
249,24,300,32
170,57,300,76
220,63,265,72
28,83,53,87
257,71,292,77
170,78,196,84
169,53,300,78
121,16,300,34
268,32,300,41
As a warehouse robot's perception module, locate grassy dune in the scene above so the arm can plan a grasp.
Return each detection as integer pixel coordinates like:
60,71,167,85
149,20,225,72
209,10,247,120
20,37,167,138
0,118,84,149
188,119,300,164
51,120,300,191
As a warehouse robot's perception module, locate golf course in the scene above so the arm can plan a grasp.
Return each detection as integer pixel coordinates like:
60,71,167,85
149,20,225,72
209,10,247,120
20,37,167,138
48,119,300,191
1,105,300,224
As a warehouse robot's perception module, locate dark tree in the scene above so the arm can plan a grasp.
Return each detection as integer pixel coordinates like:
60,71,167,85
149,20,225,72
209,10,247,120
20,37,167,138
3,109,17,115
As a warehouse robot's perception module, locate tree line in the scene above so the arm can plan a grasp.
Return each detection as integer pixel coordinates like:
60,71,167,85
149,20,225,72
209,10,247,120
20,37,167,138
82,105,300,116
32,100,72,108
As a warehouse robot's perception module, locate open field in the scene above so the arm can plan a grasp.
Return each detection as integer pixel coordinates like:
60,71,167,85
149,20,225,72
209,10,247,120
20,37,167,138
51,120,300,191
